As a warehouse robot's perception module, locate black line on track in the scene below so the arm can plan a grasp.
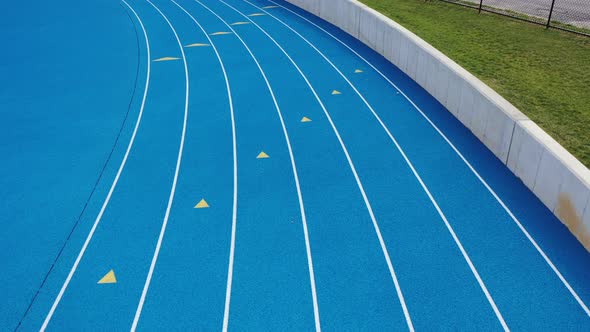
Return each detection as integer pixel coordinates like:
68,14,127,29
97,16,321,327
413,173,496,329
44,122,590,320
14,4,142,330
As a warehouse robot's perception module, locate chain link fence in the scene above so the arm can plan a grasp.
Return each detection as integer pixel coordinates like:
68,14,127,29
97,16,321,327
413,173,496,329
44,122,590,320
439,0,590,36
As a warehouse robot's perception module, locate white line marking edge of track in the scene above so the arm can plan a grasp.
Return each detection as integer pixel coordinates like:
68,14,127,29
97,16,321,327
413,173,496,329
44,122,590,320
131,0,190,330
167,0,241,331
40,1,152,330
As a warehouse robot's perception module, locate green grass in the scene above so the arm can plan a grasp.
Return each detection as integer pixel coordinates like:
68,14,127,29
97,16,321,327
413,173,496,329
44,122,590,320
360,0,590,167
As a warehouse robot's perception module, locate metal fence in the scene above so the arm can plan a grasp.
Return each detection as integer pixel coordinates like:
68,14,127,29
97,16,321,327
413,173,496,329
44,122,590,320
438,0,590,37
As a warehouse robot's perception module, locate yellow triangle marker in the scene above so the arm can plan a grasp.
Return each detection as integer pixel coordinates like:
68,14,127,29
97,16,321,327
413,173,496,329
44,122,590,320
301,117,312,122
231,21,251,25
185,43,210,48
355,69,363,73
153,57,180,62
210,32,232,36
332,90,342,95
195,199,209,209
248,13,266,17
262,5,278,9
98,270,117,284
257,151,269,159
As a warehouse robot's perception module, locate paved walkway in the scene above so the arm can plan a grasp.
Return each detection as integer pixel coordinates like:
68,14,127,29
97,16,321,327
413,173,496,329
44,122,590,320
466,0,590,28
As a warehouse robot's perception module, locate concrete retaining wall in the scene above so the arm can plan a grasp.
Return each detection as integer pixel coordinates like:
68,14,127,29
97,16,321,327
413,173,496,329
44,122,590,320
285,0,590,250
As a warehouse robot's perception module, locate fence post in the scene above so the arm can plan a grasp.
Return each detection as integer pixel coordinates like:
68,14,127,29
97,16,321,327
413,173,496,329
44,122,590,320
546,0,556,28
478,0,484,13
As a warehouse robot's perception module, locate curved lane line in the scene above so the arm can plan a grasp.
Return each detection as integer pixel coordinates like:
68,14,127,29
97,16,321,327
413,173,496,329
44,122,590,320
189,0,322,330
40,1,152,330
130,0,190,330
239,1,509,329
266,0,590,317
212,0,414,330
166,0,241,331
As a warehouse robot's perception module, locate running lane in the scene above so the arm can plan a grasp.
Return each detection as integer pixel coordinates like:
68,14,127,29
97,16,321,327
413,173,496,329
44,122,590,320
3,0,590,331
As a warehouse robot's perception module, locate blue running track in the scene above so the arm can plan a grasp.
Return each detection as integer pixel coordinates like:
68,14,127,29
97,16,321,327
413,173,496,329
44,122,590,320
1,0,589,330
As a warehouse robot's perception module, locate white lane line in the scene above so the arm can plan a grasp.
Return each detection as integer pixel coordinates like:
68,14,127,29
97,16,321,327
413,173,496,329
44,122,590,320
39,1,152,330
215,0,414,330
243,1,509,329
130,0,190,330
166,1,240,331
267,0,590,318
191,1,321,330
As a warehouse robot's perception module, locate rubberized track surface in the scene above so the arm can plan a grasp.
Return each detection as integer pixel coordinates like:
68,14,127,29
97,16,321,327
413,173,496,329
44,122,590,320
1,0,589,330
